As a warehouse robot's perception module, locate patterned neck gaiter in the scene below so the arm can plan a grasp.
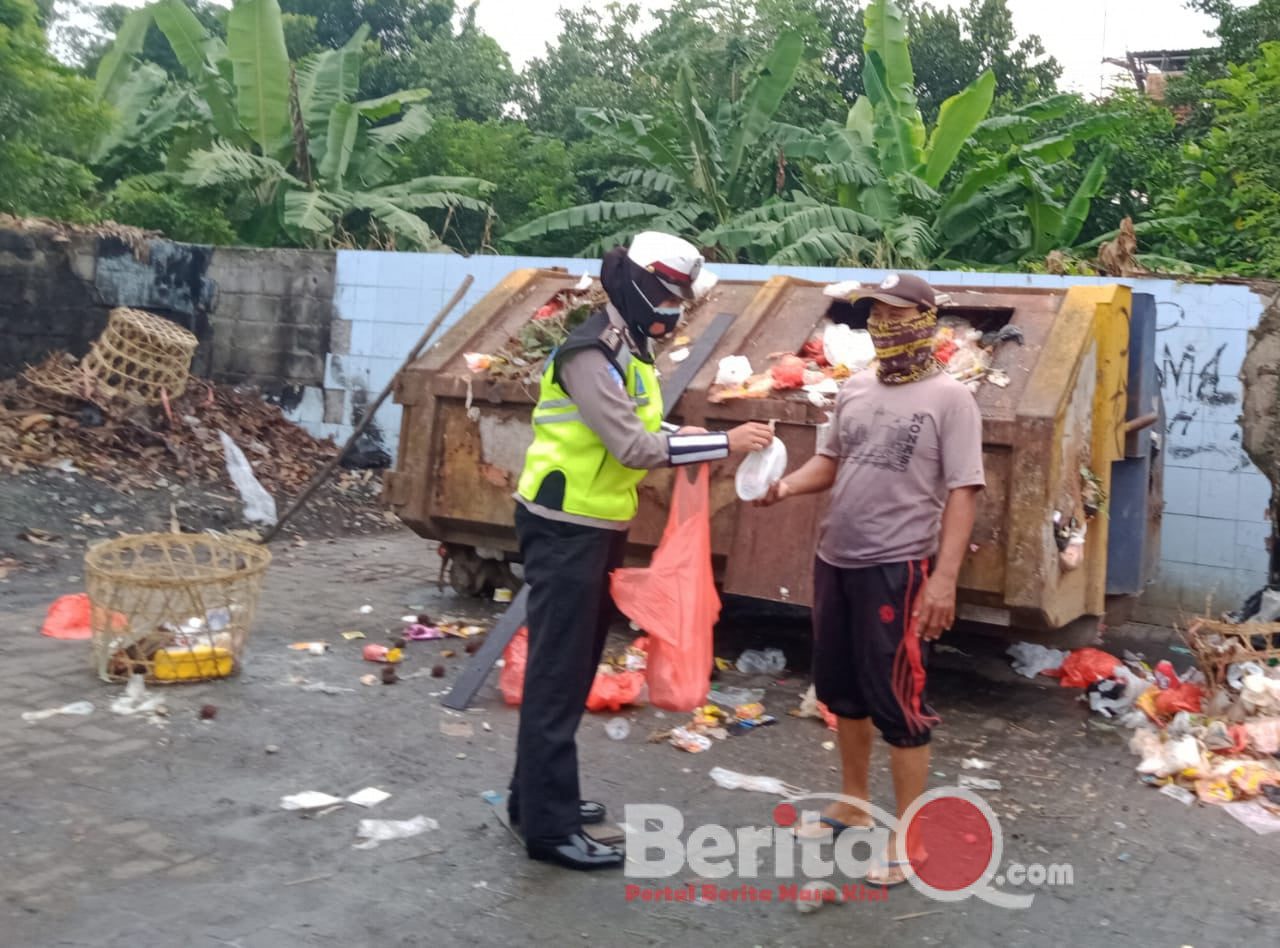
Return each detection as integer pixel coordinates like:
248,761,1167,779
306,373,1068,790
867,308,940,384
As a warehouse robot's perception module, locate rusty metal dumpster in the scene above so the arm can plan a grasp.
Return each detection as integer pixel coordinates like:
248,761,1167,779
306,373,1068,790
386,269,1162,639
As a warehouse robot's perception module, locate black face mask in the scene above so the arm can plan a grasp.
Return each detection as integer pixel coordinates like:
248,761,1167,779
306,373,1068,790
600,247,682,359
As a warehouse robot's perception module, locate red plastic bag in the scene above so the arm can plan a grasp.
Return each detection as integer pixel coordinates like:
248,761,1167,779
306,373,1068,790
1154,681,1204,717
41,593,94,641
500,626,528,706
1052,648,1122,688
611,464,720,711
586,670,646,712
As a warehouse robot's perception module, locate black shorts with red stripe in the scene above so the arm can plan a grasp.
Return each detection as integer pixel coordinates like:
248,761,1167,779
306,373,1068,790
811,556,940,748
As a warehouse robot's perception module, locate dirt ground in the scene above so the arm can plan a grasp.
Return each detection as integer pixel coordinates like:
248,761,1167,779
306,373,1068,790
1,474,1278,947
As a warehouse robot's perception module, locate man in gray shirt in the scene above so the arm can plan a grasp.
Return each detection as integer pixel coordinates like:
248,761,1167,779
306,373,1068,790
757,273,984,887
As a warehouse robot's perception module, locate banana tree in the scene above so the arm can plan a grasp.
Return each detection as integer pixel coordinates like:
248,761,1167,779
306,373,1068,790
712,0,1119,267
501,31,805,257
93,0,493,250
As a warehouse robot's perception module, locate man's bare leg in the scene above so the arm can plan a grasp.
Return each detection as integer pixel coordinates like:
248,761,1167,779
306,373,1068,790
798,716,876,836
867,743,930,884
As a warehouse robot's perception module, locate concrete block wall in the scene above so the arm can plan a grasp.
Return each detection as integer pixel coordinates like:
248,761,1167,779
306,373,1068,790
204,247,335,389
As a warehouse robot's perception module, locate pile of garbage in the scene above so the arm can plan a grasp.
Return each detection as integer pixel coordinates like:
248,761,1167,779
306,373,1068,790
465,276,616,383
709,281,1020,407
1,373,378,500
1009,629,1280,828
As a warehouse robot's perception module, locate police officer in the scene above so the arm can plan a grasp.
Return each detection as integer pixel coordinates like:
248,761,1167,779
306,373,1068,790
509,232,773,870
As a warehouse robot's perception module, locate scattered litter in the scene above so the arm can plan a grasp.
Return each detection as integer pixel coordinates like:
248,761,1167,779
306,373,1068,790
794,880,841,914
360,674,377,686
265,745,280,754
606,717,631,740
1006,642,1067,678
431,665,446,678
707,687,765,708
219,431,278,526
958,776,1002,791
199,704,218,720
709,767,807,797
669,727,712,753
440,721,474,738
1223,801,1280,835
464,353,492,373
1159,784,1196,806
354,815,439,850
669,348,691,364
40,593,95,641
110,675,166,718
22,701,94,722
574,273,593,292
299,681,356,695
962,758,994,770
736,648,786,675
480,790,503,806
493,587,514,604
289,641,329,655
347,787,391,808
359,605,373,615
404,624,444,641
822,741,835,751
281,791,345,811
342,631,366,641
363,644,403,663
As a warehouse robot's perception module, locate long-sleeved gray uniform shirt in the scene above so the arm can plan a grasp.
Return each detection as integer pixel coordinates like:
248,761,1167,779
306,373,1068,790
515,306,729,530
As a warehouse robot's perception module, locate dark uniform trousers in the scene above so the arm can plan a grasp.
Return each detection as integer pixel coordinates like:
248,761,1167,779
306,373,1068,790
509,503,628,842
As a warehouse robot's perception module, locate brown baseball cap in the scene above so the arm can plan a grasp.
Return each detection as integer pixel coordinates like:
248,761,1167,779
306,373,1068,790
846,272,937,312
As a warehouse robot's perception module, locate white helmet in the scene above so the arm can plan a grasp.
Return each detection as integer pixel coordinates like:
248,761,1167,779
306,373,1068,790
626,231,705,302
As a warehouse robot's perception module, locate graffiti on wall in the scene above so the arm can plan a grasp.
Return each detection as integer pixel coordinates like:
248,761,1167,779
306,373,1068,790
1157,305,1249,470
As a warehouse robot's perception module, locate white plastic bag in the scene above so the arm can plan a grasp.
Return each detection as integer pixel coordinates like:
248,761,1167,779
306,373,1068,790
822,324,876,371
353,815,438,849
709,767,807,797
734,437,787,501
1006,642,1067,679
715,355,754,387
219,431,278,526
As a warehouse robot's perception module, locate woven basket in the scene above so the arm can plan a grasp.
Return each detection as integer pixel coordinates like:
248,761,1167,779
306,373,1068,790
26,308,197,408
1186,617,1280,696
85,533,271,684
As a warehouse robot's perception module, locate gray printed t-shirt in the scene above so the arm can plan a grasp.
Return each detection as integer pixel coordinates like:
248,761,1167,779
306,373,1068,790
815,370,985,569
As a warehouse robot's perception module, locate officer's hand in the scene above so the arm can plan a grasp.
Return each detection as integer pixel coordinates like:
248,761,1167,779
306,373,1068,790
676,426,708,435
727,422,773,455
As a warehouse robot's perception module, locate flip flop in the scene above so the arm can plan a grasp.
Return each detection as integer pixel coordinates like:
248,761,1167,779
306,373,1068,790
867,856,927,888
792,815,872,839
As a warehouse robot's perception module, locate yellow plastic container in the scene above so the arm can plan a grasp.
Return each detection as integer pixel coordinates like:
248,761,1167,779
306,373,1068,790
152,645,234,681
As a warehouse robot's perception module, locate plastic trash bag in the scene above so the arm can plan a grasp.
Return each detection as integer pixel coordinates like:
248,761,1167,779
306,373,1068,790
499,626,528,706
219,431,278,525
1006,642,1067,679
353,815,438,850
1052,648,1122,688
611,465,719,711
1154,681,1205,717
735,437,787,502
41,593,94,640
586,669,646,712
736,648,786,675
822,324,876,371
709,766,807,797
714,355,753,387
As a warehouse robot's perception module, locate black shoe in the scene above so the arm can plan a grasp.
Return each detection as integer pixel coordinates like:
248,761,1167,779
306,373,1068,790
527,832,623,870
509,800,606,826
